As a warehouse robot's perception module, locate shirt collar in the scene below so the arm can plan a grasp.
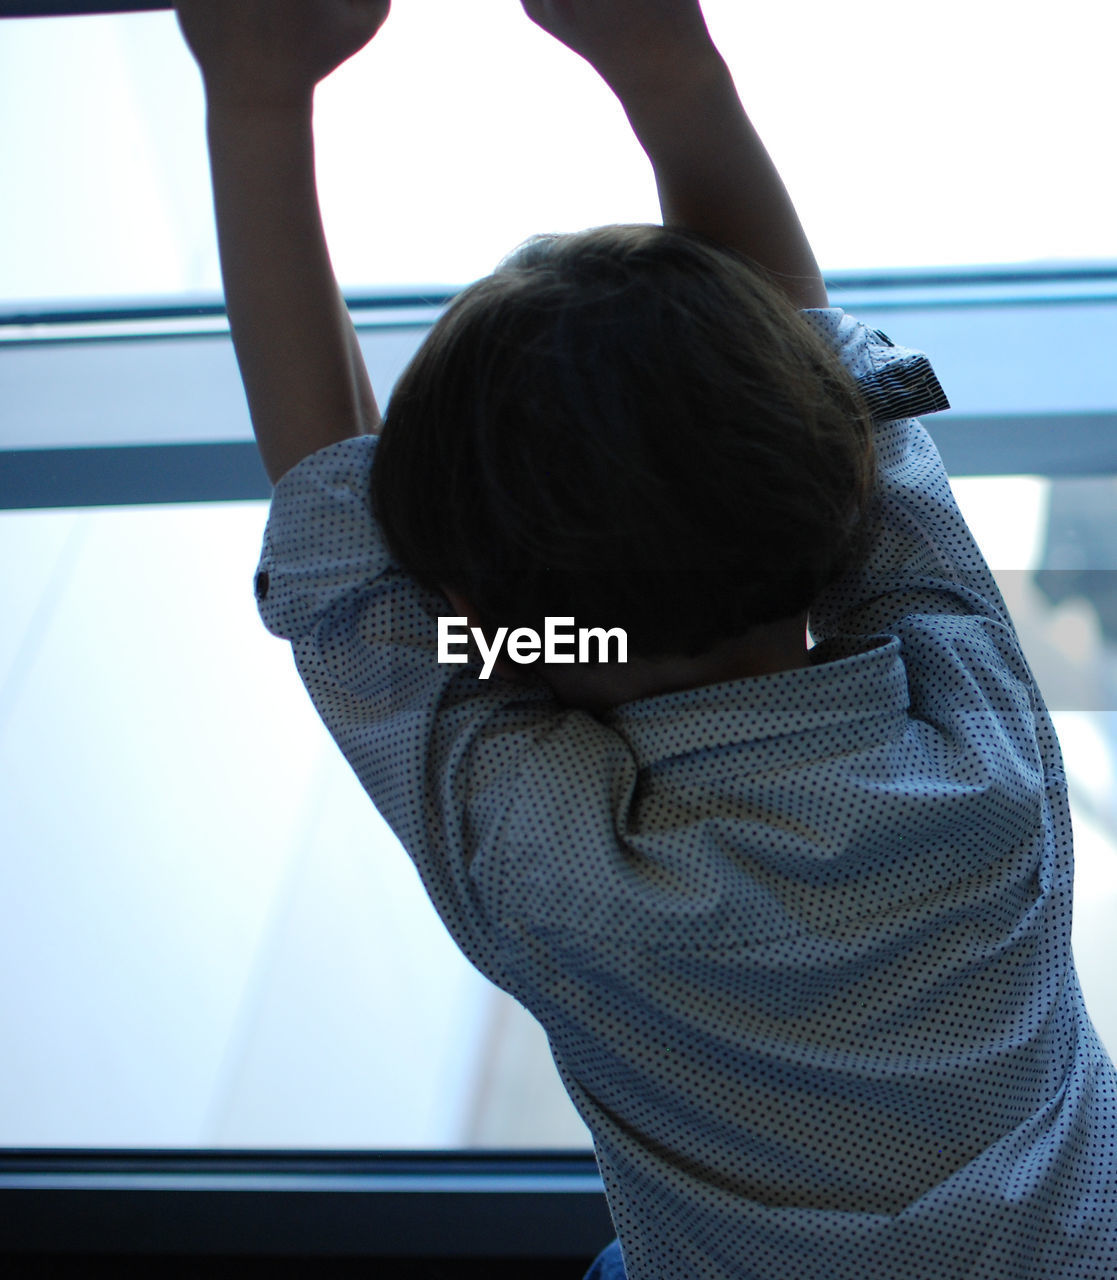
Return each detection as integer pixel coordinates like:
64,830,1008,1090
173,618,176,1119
606,635,909,770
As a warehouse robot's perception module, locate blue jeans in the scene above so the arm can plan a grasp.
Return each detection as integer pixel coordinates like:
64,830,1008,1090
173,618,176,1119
583,1238,627,1280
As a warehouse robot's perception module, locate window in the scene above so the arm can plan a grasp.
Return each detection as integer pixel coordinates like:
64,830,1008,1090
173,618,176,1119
3,0,1116,1260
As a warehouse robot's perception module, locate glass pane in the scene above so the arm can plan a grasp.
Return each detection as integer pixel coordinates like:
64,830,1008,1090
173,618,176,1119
3,1,1115,306
3,480,1116,1147
0,500,591,1148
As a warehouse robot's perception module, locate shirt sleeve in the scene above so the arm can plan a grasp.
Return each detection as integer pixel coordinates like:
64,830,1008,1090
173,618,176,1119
800,308,1016,642
253,434,635,990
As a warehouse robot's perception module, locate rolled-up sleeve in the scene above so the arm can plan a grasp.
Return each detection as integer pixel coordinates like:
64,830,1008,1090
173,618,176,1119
798,309,1023,641
254,435,630,986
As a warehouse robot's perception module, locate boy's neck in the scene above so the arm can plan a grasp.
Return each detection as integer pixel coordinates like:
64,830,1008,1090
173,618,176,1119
542,613,812,713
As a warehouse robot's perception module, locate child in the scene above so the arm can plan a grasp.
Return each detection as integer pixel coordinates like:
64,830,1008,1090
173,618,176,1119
175,2,1117,1276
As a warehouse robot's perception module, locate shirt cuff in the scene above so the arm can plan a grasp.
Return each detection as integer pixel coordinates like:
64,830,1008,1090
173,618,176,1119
801,308,951,423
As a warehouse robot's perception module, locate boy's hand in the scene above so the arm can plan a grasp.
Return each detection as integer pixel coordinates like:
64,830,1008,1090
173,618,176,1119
176,0,391,108
521,0,827,310
520,0,717,93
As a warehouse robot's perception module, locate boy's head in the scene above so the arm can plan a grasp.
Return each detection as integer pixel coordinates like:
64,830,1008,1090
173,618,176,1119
371,224,874,661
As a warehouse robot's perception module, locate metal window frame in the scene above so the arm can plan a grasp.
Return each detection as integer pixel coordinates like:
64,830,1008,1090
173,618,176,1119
1,2,172,16
4,265,1117,513
0,1151,614,1259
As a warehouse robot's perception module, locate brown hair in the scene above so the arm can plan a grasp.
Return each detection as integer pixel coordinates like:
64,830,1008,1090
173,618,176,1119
371,224,874,659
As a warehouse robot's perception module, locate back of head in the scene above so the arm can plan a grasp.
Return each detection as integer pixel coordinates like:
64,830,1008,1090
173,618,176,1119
372,224,874,659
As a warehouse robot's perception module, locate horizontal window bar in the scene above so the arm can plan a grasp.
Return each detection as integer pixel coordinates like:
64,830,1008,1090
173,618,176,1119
0,2,171,16
0,293,458,335
0,1152,611,1258
4,268,1117,504
0,441,271,508
4,264,1117,335
4,412,1117,512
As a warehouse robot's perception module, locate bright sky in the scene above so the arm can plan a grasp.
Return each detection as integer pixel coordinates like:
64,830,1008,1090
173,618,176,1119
1,0,1115,304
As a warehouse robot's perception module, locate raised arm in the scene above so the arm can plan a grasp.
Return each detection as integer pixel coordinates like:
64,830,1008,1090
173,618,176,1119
175,1,388,484
521,0,827,310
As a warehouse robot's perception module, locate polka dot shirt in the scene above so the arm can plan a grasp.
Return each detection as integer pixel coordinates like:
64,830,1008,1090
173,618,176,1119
256,310,1117,1278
